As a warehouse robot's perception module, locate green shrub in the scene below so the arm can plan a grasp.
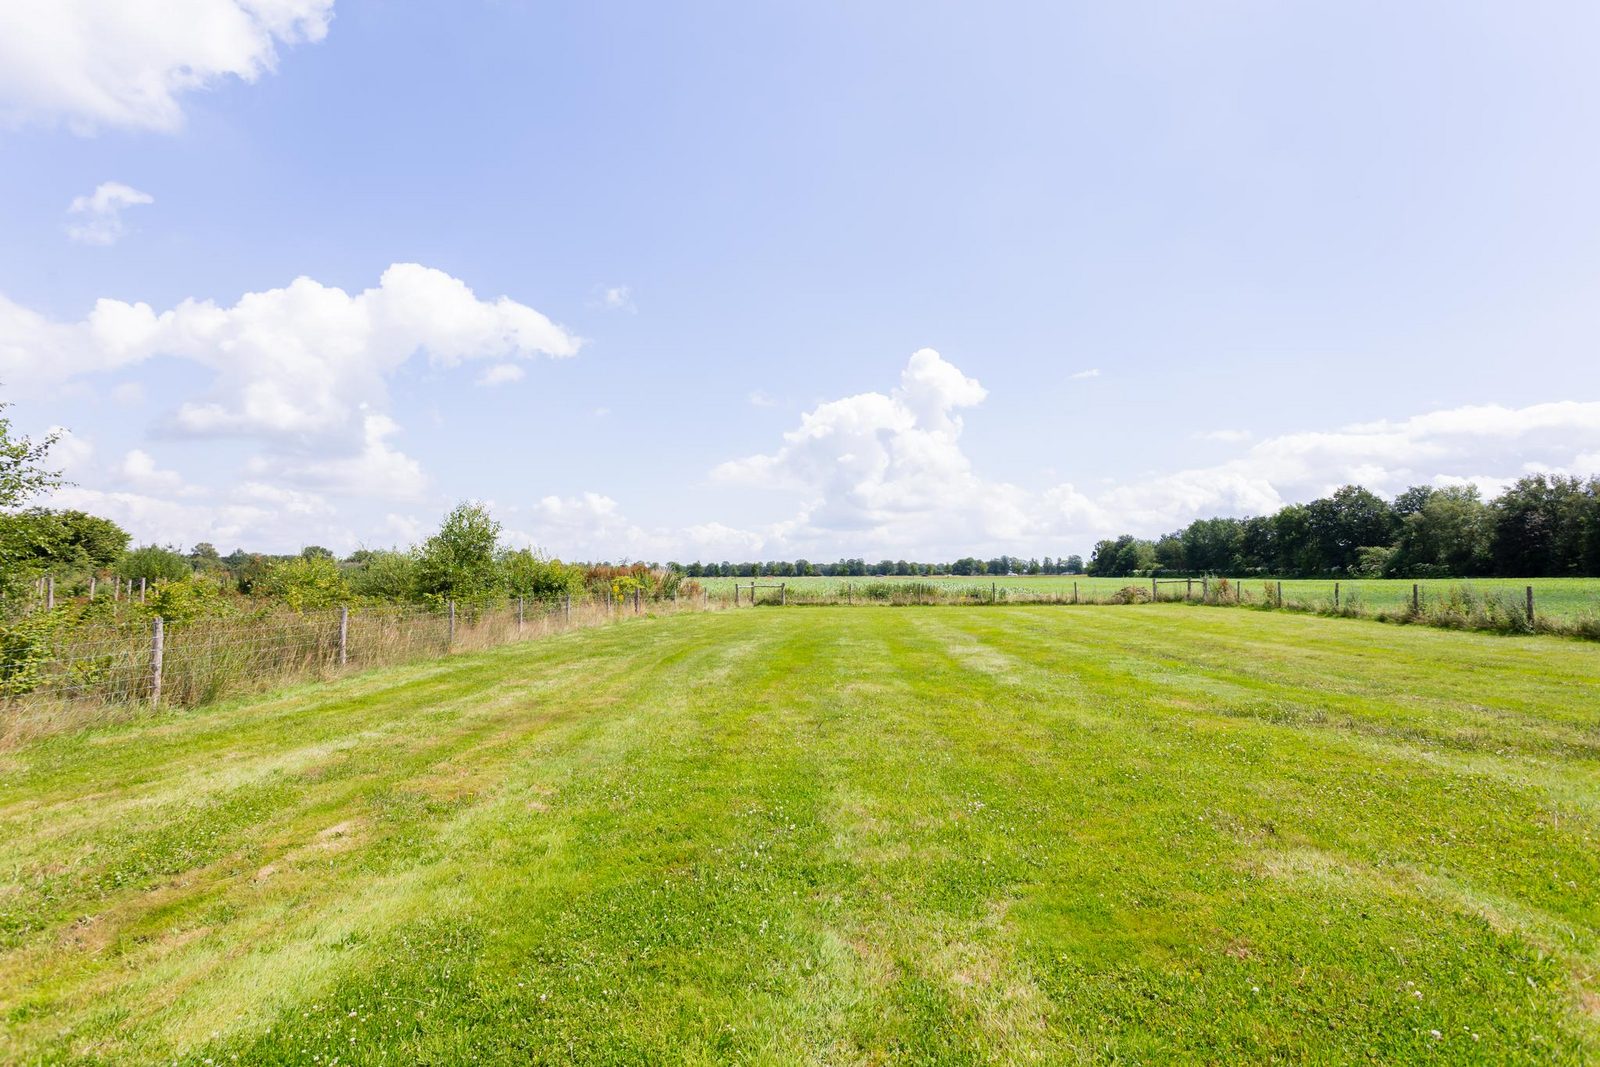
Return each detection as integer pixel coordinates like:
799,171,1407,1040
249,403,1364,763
256,555,350,613
0,611,58,697
117,545,192,583
349,550,418,601
140,576,228,628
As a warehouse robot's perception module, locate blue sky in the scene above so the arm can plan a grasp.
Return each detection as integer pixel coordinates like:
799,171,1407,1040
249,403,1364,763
3,2,1600,560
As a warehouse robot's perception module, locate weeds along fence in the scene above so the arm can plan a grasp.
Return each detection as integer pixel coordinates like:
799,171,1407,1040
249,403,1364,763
1,591,727,744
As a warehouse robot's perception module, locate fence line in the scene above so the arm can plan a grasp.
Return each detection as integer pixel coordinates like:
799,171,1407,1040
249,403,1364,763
5,578,1593,742
1,592,730,739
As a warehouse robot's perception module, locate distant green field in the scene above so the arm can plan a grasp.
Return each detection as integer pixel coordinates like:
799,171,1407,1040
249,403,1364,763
697,574,1600,618
4,607,1599,1063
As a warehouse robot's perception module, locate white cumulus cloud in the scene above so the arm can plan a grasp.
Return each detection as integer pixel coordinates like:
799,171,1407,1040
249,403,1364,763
708,350,1600,558
0,263,579,451
0,0,333,133
65,181,153,245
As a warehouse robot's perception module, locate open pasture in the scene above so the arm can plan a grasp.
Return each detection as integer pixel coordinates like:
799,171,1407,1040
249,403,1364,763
3,606,1598,1063
698,574,1600,617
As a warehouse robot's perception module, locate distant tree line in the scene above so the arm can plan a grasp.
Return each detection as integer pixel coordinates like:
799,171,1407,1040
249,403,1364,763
672,555,1085,578
1087,475,1600,578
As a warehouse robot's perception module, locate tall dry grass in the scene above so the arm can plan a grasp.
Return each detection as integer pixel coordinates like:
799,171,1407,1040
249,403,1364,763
1,593,726,747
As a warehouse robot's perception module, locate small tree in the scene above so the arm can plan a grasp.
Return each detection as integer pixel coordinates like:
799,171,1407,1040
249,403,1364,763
0,401,60,510
415,502,502,606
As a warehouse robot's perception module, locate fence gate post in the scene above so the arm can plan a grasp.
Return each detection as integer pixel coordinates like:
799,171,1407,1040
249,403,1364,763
1526,585,1534,625
448,600,456,645
150,616,165,707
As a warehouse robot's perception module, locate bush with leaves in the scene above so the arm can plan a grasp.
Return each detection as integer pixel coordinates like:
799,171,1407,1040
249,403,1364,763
500,548,583,601
116,544,192,583
256,555,351,612
349,550,419,602
0,611,60,697
140,575,228,628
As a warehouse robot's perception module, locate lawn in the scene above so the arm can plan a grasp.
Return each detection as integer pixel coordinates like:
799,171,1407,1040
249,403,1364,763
2,606,1598,1063
700,574,1600,618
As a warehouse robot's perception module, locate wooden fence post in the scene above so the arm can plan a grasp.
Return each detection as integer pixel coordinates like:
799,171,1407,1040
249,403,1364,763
1276,581,1283,607
992,582,997,603
1412,584,1419,614
448,600,456,645
338,605,349,666
150,616,164,707
565,592,571,624
734,583,740,606
1334,582,1340,610
1526,585,1534,625
139,577,147,603
1186,577,1193,600
1073,580,1079,604
46,575,54,610
781,582,787,606
847,583,853,605
635,588,641,614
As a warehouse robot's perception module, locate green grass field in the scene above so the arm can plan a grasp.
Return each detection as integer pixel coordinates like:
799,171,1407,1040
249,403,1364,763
699,574,1600,617
3,607,1599,1063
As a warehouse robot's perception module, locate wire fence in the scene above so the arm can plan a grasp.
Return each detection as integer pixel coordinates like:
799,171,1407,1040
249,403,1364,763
0,589,726,743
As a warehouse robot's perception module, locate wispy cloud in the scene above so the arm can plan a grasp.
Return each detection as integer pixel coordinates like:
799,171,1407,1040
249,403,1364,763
1069,368,1100,380
1194,428,1252,443
476,362,526,386
65,181,153,245
590,284,635,313
747,389,775,407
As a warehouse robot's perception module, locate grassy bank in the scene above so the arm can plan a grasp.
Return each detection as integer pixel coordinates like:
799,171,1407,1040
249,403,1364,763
2,607,1598,1063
